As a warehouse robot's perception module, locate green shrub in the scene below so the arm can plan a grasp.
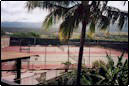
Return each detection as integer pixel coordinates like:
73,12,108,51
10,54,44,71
92,60,106,69
103,52,128,85
62,61,72,66
62,61,72,72
10,32,40,38
40,52,128,85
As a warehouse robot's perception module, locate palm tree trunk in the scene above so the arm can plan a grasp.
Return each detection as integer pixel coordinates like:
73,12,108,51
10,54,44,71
67,33,70,72
77,20,87,85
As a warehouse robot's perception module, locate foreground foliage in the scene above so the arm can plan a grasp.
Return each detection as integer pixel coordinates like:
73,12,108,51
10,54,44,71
41,52,128,85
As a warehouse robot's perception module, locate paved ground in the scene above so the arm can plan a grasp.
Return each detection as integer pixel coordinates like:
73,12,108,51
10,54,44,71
2,69,66,85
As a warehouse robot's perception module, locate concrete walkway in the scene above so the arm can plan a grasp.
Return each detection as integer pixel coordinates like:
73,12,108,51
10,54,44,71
2,69,65,85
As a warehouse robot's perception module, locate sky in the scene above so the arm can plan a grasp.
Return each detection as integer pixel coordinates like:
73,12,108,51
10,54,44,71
1,1,128,23
1,1,49,23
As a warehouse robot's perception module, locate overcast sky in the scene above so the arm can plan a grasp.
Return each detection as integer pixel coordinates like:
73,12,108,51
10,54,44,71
1,1,128,23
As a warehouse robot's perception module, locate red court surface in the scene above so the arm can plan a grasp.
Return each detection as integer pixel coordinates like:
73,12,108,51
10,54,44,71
1,46,128,70
1,46,128,72
1,45,128,84
2,46,128,58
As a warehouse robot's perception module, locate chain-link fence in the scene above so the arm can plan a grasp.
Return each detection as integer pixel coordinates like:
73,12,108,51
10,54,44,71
1,41,128,85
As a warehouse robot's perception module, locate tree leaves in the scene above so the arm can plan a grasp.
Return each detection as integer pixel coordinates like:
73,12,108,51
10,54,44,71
42,6,69,29
26,1,128,42
104,52,128,85
58,15,80,42
40,52,128,85
87,21,96,39
118,14,126,31
98,16,110,31
58,6,82,42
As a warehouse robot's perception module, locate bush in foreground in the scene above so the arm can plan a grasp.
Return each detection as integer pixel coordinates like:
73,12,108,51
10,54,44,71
40,52,128,85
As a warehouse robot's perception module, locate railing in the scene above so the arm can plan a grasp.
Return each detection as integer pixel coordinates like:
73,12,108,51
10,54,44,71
1,78,19,85
1,68,69,85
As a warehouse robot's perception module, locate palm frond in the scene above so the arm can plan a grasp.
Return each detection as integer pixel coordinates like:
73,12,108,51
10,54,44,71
43,13,53,29
43,7,69,29
49,1,80,7
98,16,110,31
118,14,126,31
112,13,119,24
81,75,92,85
106,53,114,69
26,1,39,11
26,1,128,42
102,5,120,24
123,1,126,6
26,1,70,12
58,13,81,42
43,3,81,31
26,1,81,11
117,51,125,67
87,21,95,39
58,4,82,42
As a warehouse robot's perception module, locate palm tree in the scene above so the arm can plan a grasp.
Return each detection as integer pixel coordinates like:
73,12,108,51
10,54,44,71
26,1,128,85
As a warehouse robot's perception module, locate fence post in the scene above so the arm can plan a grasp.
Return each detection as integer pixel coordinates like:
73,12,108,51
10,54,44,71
28,59,30,70
14,58,21,84
34,38,36,45
110,46,111,56
56,70,57,77
89,41,90,66
68,42,70,63
19,40,22,52
45,46,47,69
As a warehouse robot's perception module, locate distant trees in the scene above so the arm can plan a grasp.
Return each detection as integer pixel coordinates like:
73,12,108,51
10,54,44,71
27,32,40,38
10,32,40,38
1,29,5,36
